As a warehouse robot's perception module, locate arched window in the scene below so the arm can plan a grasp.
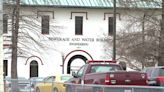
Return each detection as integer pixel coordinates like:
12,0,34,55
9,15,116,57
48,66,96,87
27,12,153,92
30,60,38,77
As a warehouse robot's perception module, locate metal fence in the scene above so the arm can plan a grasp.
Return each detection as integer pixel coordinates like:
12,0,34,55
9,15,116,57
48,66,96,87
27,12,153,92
66,84,164,92
3,79,164,92
4,78,35,92
64,83,164,92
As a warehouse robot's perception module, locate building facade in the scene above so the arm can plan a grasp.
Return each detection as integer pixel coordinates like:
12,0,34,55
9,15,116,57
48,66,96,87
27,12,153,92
3,0,162,79
0,0,4,91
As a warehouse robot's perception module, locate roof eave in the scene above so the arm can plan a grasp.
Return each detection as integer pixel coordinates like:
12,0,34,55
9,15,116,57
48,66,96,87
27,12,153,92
3,3,162,10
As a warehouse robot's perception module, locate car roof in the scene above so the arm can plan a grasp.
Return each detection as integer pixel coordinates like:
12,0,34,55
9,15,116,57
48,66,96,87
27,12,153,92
89,63,120,66
144,66,164,69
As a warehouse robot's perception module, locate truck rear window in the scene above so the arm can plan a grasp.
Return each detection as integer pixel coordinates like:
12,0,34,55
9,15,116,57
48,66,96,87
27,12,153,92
90,65,121,73
159,68,164,76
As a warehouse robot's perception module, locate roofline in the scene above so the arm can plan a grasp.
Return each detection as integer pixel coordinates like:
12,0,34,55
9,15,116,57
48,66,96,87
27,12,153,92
3,3,162,10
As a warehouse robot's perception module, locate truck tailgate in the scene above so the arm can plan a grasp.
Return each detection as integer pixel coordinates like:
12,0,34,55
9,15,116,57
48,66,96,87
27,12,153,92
107,71,147,85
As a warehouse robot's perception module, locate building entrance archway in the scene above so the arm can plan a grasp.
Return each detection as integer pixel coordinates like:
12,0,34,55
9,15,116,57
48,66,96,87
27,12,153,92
64,50,93,74
67,55,87,74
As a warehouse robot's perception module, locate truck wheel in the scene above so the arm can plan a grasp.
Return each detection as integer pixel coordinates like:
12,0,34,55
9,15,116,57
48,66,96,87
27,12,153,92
93,87,103,92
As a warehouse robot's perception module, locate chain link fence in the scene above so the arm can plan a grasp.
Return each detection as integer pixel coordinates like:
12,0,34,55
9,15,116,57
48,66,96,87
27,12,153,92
3,79,164,92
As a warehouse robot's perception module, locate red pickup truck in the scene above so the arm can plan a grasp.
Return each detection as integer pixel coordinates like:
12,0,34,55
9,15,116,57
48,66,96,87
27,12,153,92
65,60,148,92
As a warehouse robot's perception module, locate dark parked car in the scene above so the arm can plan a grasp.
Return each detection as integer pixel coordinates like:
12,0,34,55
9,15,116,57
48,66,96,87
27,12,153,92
143,66,164,86
29,77,44,87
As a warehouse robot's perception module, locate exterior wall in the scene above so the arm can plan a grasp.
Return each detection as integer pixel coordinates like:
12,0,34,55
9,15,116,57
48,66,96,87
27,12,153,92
2,7,131,78
3,6,161,79
0,0,4,91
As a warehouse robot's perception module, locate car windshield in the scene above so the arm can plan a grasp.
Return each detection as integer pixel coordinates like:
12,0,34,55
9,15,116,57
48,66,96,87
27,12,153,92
61,76,72,81
91,65,121,73
44,76,56,82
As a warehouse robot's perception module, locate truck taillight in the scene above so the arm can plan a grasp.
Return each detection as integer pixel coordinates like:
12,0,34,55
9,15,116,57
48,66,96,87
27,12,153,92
105,74,110,85
141,74,146,79
157,76,164,82
142,73,148,85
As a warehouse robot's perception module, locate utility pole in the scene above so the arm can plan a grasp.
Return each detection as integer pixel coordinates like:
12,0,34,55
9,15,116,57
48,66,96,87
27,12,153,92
113,0,116,60
159,1,164,66
142,14,145,68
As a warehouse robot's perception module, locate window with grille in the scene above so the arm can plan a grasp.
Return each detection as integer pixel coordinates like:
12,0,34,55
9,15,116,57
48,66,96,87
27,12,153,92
108,17,113,35
3,14,8,34
75,16,83,35
30,60,38,77
41,16,49,34
3,60,8,76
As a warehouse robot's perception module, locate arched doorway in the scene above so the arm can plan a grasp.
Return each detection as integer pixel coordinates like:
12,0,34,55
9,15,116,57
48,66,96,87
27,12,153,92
30,60,38,77
67,55,87,74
